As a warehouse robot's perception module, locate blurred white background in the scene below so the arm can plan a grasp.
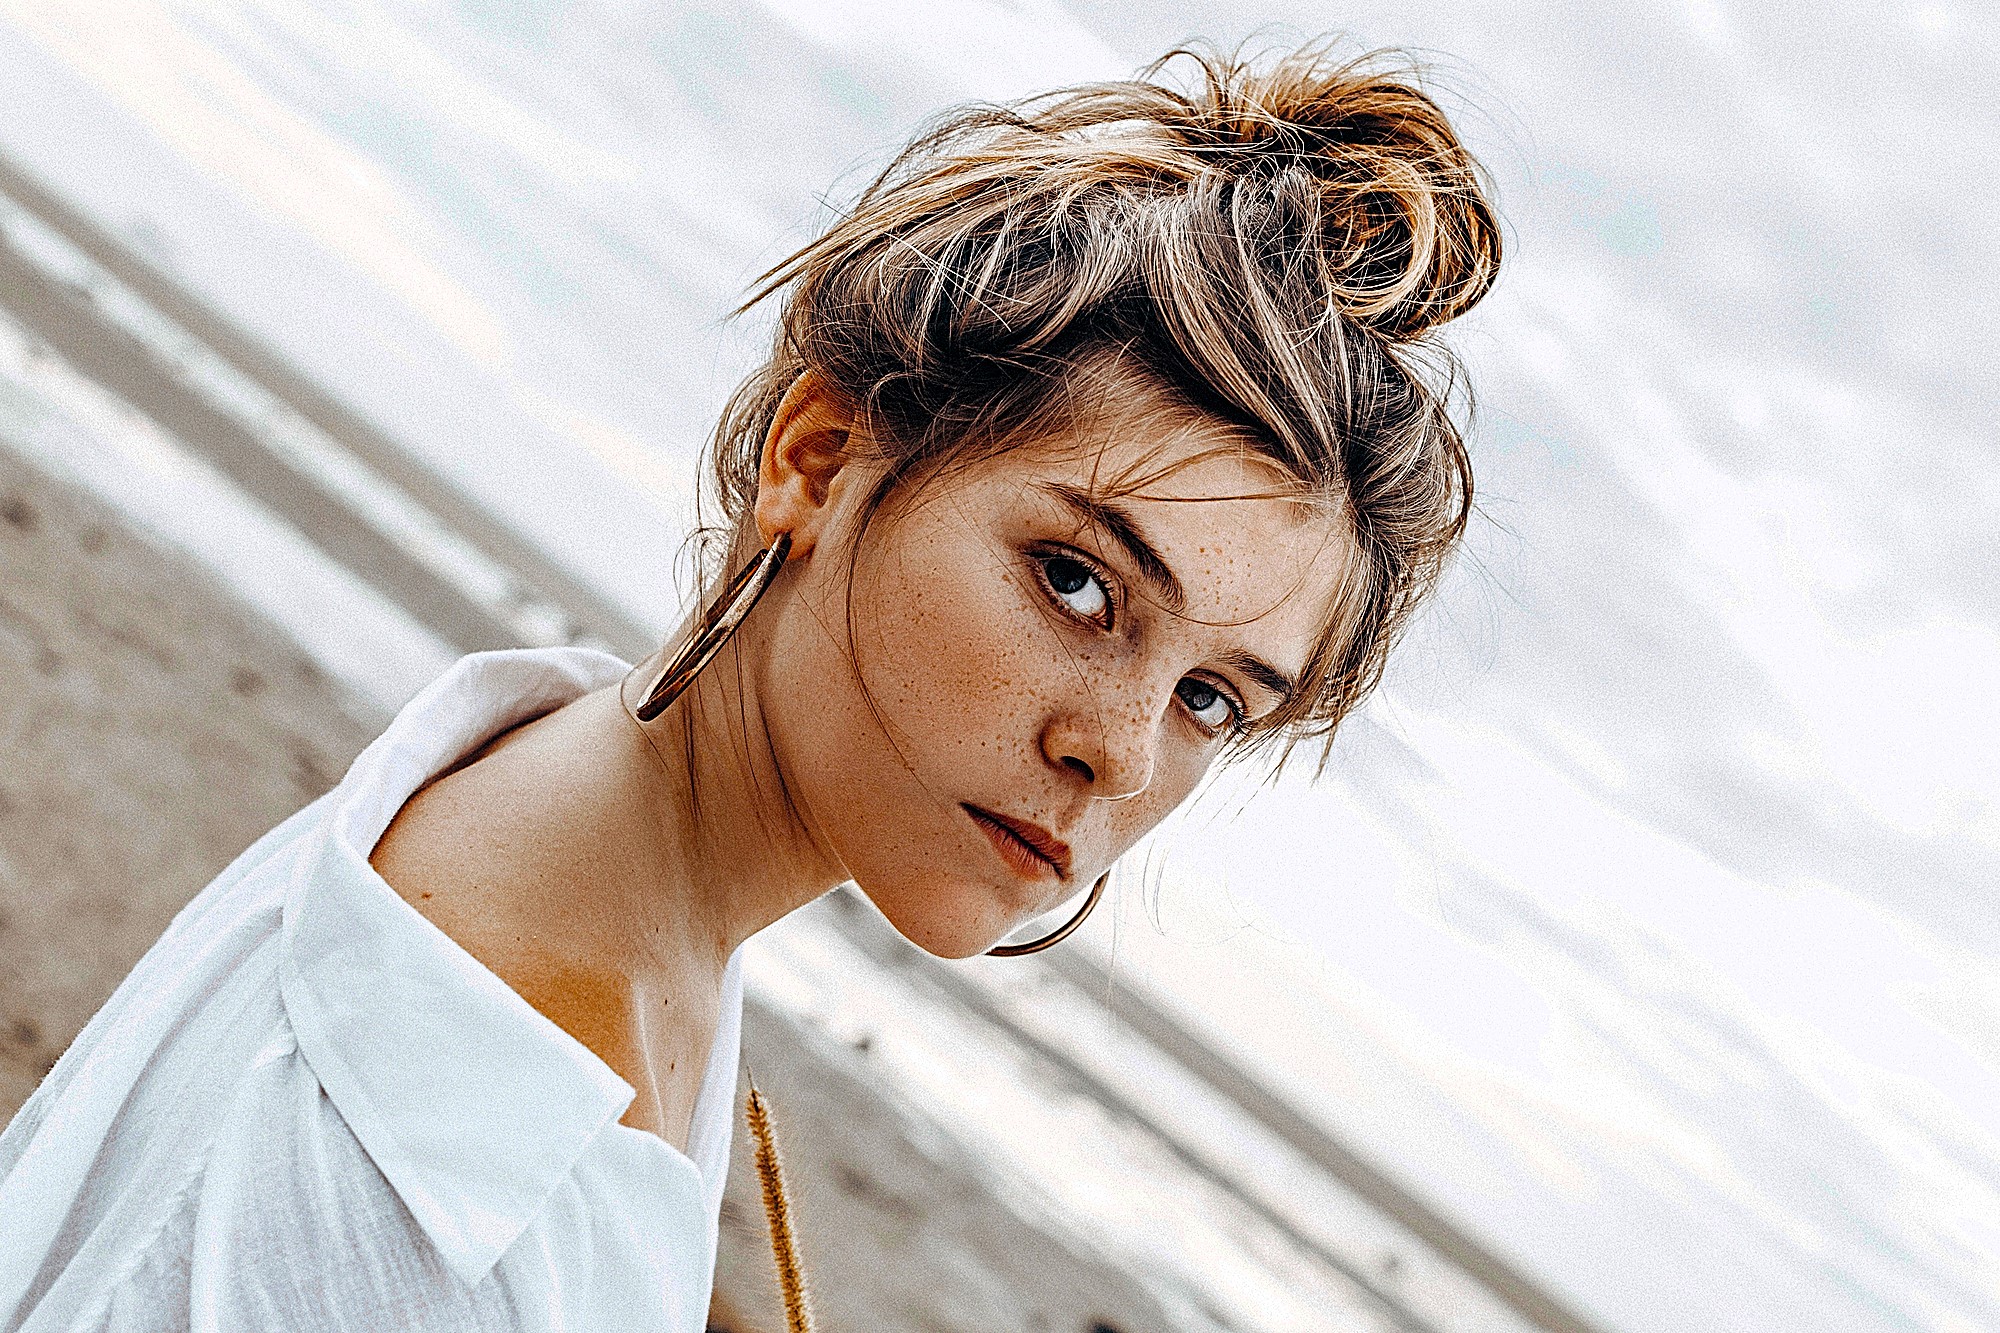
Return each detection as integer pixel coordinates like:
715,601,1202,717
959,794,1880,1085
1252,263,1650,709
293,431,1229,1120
1,3,1994,1329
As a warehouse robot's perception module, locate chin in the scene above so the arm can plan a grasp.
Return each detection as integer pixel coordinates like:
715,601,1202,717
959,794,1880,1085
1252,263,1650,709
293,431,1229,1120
854,877,1015,960
905,930,993,961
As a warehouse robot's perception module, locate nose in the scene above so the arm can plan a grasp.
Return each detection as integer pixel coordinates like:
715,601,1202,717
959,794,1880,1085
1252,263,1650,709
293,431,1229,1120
1040,695,1156,801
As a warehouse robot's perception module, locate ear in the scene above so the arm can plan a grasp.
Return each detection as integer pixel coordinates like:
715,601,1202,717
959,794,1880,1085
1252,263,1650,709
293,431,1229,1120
753,372,860,561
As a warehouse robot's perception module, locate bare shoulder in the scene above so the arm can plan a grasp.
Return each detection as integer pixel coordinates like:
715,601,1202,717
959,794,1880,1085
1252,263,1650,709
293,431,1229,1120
366,710,545,918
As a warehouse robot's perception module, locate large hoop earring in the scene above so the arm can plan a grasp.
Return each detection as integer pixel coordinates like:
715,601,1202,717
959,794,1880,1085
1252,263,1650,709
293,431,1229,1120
634,531,793,722
987,870,1108,957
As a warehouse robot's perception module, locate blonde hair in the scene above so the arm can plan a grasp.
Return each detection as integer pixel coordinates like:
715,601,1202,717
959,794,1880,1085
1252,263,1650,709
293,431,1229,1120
701,42,1501,758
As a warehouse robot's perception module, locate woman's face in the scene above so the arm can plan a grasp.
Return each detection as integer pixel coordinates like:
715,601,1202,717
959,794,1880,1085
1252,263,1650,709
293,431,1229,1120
759,390,1352,958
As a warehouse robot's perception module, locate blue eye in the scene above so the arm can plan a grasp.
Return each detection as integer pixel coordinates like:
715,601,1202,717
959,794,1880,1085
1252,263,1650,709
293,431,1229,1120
1176,677,1241,734
1040,554,1110,623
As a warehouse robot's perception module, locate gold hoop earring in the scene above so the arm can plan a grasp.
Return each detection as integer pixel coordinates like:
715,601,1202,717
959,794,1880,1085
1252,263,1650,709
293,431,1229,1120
987,870,1108,957
634,531,793,722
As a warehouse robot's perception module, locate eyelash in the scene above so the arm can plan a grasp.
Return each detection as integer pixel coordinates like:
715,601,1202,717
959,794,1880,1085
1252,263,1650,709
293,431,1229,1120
1031,543,1119,629
1028,546,1248,739
1179,676,1249,739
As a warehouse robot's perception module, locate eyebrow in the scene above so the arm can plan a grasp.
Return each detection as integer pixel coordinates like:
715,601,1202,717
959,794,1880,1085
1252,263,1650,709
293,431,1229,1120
1035,482,1186,614
1216,647,1299,710
1033,481,1299,710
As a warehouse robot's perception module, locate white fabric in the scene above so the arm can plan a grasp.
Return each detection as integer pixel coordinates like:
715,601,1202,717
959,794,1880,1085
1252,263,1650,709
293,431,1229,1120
0,648,745,1332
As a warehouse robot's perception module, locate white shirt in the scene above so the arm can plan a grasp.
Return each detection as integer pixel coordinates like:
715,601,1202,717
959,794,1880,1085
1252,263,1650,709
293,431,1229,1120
0,649,744,1333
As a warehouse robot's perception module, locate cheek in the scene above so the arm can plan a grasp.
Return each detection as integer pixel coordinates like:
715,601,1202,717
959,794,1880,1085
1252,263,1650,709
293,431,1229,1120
850,540,1053,762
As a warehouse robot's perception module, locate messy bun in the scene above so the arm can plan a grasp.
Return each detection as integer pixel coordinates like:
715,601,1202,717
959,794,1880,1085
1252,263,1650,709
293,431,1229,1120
704,42,1502,750
1164,49,1499,340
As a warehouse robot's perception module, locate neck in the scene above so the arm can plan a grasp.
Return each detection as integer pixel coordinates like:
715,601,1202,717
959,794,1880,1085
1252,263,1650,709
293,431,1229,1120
610,632,850,964
418,633,845,999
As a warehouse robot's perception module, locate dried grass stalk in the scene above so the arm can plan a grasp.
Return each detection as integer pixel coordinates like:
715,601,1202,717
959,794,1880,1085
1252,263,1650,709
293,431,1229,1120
746,1085,815,1333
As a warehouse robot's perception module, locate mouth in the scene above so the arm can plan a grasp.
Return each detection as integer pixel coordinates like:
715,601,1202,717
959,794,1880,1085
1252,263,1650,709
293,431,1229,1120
962,804,1071,882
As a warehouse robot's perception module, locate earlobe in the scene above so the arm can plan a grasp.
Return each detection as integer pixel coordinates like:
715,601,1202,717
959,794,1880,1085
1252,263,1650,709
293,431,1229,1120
754,372,857,559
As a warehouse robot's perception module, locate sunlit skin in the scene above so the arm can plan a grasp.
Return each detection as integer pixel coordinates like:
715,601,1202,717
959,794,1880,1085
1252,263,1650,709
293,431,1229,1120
368,372,1352,1152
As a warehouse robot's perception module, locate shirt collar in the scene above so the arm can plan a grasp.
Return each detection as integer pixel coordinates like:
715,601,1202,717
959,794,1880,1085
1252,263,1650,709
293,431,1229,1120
279,648,643,1287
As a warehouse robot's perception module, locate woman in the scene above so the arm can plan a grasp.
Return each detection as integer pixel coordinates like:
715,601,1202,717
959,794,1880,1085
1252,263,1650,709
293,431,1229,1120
0,42,1499,1333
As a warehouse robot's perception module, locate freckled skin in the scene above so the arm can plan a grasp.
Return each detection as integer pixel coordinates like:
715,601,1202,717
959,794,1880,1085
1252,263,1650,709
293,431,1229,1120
370,373,1352,1148
753,380,1352,958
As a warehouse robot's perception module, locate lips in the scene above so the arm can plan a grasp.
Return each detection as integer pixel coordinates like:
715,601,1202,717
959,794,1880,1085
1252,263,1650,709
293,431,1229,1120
962,804,1071,881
